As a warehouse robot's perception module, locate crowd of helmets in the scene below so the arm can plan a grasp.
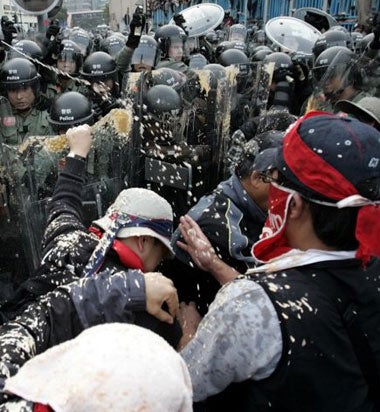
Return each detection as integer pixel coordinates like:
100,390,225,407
1,10,379,144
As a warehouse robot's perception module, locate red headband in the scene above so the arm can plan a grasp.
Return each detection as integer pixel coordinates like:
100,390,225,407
282,111,380,264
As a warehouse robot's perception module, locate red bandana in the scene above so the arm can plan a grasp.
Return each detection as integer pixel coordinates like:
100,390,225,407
252,183,295,263
89,226,145,272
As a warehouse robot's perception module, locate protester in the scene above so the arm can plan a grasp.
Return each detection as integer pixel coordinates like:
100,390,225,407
177,111,380,411
166,131,283,314
0,125,181,388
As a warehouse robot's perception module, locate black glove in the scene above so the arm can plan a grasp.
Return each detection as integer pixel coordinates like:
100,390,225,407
126,8,146,49
370,13,380,50
173,13,188,35
46,19,60,40
1,16,17,46
290,52,308,82
46,32,63,59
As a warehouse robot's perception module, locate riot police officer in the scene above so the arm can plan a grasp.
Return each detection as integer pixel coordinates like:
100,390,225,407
44,39,86,101
155,25,189,73
80,51,120,120
0,57,53,145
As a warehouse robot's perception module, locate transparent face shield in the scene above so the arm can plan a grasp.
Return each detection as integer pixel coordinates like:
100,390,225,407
57,51,79,75
131,43,157,68
229,27,247,43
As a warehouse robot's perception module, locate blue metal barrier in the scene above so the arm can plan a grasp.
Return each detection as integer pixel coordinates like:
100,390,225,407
268,0,291,19
329,0,356,17
294,0,324,8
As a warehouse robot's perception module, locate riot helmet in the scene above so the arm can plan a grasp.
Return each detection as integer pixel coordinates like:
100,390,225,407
81,51,118,82
203,63,227,84
215,40,233,59
145,84,182,114
361,33,374,52
230,41,247,54
9,39,44,61
1,57,41,93
131,35,160,71
69,29,93,57
313,46,354,84
57,40,83,76
312,29,350,59
228,24,247,43
189,53,208,69
152,67,187,92
144,84,183,144
204,63,227,76
313,46,358,102
251,47,272,62
205,30,218,45
81,51,119,96
48,91,94,133
100,35,125,58
350,31,364,54
154,25,188,61
263,52,294,83
218,48,248,66
253,29,266,45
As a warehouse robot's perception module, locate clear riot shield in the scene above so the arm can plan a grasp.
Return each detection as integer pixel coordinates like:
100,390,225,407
265,16,321,58
309,49,380,113
0,97,31,292
168,3,225,38
293,7,339,32
231,61,275,120
13,108,133,272
122,67,238,224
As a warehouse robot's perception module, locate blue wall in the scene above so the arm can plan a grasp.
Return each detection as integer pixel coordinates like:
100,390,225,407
151,0,380,29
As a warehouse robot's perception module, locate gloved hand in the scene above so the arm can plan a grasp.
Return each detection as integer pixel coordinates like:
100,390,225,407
46,32,63,60
46,19,60,40
290,52,308,82
126,7,146,49
370,13,380,50
1,16,17,46
173,13,188,35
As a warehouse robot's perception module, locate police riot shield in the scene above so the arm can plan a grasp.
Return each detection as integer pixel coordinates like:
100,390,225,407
169,3,225,38
309,46,380,113
224,61,275,174
265,16,321,57
293,7,339,32
122,66,238,224
13,108,132,271
0,97,32,293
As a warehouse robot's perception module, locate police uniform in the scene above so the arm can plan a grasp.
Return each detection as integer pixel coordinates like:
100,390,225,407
0,108,53,146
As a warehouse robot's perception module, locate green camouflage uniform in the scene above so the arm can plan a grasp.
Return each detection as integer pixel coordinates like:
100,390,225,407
0,108,53,146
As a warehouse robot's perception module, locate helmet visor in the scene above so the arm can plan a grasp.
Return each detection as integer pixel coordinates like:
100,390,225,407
131,43,157,67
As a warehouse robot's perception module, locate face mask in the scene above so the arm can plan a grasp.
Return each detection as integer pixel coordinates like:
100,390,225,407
252,182,296,263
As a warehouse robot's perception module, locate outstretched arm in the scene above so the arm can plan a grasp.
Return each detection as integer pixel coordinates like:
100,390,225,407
177,214,239,285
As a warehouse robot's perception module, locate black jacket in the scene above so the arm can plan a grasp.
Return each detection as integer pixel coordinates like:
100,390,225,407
0,156,181,402
206,258,380,412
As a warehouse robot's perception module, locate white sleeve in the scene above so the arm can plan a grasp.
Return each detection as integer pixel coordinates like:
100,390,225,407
180,278,282,402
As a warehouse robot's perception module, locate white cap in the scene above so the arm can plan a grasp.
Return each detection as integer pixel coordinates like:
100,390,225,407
93,187,174,257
